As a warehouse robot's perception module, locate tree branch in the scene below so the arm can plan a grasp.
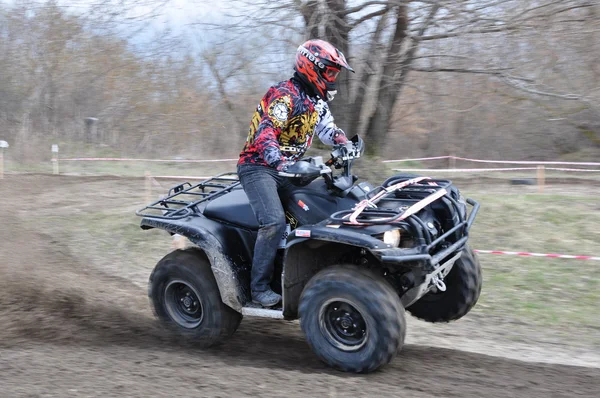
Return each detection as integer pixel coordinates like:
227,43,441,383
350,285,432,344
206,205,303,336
409,66,586,101
501,77,584,101
409,66,537,82
341,0,436,17
342,1,392,16
410,66,514,75
416,25,519,41
418,1,594,41
510,0,593,23
350,7,389,28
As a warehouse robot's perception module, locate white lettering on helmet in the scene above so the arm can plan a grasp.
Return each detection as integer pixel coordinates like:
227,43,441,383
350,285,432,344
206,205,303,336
298,46,325,69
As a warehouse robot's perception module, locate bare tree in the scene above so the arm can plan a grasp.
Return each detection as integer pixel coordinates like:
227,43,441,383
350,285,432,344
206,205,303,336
1,0,598,165
219,0,598,157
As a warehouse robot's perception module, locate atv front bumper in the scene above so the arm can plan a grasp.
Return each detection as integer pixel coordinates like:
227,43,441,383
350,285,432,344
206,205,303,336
371,198,479,270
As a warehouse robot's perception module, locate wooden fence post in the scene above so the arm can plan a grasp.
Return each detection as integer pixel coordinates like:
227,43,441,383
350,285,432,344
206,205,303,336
0,140,8,179
52,144,59,175
537,165,545,193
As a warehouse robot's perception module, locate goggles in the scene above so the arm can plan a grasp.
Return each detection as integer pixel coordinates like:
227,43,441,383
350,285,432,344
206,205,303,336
323,66,341,82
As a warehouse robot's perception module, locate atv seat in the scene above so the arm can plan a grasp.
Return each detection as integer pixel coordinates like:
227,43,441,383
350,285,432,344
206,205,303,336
203,187,259,230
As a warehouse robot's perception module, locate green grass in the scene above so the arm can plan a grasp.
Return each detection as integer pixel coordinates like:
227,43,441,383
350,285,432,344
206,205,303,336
478,256,598,325
462,188,600,343
466,190,600,255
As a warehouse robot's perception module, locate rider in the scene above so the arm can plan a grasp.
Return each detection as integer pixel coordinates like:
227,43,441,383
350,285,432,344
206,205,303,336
237,39,354,307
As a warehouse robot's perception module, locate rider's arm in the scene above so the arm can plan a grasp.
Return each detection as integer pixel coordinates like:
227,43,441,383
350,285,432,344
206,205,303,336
314,100,348,145
253,89,293,167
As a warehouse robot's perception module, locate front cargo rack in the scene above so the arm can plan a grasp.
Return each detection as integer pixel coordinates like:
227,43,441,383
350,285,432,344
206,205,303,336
330,177,457,226
136,172,240,220
329,176,479,252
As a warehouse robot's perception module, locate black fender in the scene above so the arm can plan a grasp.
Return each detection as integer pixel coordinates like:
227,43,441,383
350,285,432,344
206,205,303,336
282,224,388,319
141,215,253,313
285,224,386,250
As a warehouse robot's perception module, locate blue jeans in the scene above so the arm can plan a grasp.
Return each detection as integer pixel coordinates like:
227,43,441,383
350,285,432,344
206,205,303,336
237,164,296,293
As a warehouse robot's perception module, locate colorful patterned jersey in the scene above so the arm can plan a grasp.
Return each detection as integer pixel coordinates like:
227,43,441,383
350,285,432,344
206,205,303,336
238,77,344,167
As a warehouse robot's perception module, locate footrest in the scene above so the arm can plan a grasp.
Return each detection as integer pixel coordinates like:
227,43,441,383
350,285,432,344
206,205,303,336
241,307,284,319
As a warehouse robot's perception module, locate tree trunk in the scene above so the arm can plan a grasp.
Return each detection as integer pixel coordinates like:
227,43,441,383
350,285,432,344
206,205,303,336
348,12,388,137
323,0,351,133
365,4,439,156
300,0,320,39
364,5,409,155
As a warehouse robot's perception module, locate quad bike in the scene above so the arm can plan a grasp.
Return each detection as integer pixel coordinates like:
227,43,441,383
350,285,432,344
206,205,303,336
136,136,482,373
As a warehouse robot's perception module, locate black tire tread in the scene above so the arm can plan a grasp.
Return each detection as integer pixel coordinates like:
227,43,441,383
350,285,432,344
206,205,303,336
299,265,406,373
408,246,482,323
149,248,242,345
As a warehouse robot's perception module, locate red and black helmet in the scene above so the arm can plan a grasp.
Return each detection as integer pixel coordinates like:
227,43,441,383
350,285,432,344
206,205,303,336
294,39,354,102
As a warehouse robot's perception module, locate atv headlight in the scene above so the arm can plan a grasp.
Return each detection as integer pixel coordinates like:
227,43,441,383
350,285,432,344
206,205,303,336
382,229,401,247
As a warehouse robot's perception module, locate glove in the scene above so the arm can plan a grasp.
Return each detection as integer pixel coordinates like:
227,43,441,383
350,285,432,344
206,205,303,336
275,160,295,172
332,129,348,144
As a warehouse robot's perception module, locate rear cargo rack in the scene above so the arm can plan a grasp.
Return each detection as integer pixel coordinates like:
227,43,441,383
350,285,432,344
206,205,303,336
136,172,240,220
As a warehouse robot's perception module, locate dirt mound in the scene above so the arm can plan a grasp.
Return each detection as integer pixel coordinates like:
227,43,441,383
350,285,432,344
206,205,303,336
0,211,174,349
0,276,162,347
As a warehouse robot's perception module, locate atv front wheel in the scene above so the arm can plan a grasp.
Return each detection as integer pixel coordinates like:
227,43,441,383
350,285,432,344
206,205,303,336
407,245,482,322
149,248,242,345
299,265,406,373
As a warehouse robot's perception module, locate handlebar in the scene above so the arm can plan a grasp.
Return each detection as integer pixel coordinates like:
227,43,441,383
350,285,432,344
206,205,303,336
278,134,364,190
277,159,332,178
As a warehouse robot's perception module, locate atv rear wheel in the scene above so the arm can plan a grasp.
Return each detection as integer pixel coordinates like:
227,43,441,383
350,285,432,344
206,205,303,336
299,265,406,373
407,245,482,322
149,248,242,345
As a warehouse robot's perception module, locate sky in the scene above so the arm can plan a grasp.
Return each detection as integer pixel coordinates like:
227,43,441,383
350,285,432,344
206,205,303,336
0,0,228,29
138,0,229,32
0,0,312,86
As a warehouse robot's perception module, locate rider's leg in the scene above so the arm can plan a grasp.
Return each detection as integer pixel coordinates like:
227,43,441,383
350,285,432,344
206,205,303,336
237,164,285,307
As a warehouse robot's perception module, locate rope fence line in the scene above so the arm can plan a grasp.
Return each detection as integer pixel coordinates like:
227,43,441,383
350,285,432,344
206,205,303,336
453,156,600,167
54,156,600,167
383,155,600,166
45,148,599,196
473,250,600,261
48,149,600,168
57,157,239,163
392,167,600,172
382,155,452,163
2,144,597,188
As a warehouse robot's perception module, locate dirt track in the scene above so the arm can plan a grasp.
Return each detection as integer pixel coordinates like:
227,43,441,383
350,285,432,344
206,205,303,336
1,175,599,397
